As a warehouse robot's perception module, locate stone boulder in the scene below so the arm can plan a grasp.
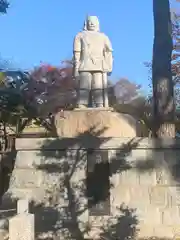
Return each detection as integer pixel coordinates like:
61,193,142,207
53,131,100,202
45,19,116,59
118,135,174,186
55,108,147,137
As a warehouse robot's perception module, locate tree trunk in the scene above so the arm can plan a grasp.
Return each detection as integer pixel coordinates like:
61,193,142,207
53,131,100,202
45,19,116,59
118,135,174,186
152,0,175,137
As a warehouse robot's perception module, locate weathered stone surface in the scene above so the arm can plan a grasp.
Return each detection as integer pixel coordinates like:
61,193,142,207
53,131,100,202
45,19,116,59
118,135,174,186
42,172,64,191
136,206,161,225
110,173,120,188
131,148,148,161
9,169,44,188
139,171,157,185
15,151,42,168
173,226,180,236
156,168,171,185
9,214,34,240
128,186,151,206
15,137,180,150
118,170,140,185
161,206,180,225
0,229,8,240
6,188,45,202
149,186,170,208
110,185,130,208
138,225,155,238
54,110,144,137
7,137,180,239
17,199,29,214
153,225,174,238
168,186,180,206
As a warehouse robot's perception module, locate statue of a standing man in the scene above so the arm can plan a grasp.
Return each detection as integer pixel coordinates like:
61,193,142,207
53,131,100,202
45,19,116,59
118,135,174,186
73,16,113,108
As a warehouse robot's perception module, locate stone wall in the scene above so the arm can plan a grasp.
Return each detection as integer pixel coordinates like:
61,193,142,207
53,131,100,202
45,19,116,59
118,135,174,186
2,137,180,239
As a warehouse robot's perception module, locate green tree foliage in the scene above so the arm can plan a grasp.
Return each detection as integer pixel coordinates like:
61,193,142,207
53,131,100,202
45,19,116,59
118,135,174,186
0,0,9,13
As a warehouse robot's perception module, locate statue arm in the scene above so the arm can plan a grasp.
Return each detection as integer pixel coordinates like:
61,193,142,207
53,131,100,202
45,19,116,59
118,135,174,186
104,35,113,52
73,34,81,76
104,36,113,73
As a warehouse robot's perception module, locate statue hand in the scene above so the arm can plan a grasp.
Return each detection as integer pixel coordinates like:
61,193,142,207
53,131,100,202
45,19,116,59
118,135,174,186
74,68,79,78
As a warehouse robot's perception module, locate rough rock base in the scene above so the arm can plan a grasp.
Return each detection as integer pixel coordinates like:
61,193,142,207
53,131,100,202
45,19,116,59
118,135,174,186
55,108,147,137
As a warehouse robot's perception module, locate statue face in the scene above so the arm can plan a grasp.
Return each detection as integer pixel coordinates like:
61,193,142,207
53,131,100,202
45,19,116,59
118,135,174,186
86,16,99,31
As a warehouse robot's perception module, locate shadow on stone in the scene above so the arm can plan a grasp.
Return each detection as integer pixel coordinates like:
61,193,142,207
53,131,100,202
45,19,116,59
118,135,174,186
35,126,140,239
0,147,17,200
99,204,139,240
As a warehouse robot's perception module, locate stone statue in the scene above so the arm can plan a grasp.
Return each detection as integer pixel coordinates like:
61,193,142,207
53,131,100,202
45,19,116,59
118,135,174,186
73,16,113,108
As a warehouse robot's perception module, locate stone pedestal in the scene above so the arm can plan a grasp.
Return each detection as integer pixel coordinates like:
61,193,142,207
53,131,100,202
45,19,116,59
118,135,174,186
0,229,8,240
9,214,34,240
55,108,147,137
9,200,34,240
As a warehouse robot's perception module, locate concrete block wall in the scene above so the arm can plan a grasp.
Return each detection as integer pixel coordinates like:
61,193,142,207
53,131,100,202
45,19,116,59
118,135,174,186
3,137,180,239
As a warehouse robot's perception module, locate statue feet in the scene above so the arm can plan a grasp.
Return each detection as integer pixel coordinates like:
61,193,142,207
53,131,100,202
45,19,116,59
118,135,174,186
96,104,103,108
77,104,88,109
77,104,105,109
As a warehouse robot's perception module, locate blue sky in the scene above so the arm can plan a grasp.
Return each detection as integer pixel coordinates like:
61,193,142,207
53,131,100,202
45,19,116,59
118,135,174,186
0,0,155,91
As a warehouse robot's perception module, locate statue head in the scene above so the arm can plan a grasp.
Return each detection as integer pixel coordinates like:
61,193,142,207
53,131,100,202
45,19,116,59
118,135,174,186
83,16,100,32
